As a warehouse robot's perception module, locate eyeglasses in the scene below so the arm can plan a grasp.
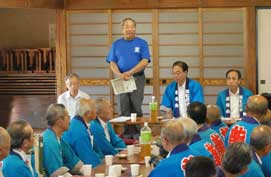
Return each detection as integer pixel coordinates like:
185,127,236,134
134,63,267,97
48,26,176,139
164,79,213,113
171,71,185,76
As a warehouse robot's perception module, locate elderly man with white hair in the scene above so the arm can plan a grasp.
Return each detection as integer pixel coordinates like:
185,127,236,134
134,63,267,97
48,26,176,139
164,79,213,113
62,98,103,168
148,119,199,177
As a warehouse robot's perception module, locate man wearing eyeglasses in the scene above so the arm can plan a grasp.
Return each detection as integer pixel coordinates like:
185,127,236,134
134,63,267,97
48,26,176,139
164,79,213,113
2,120,38,177
161,61,204,118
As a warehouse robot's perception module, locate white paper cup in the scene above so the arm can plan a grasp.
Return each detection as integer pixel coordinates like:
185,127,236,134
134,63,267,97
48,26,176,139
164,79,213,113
108,165,118,177
151,144,160,156
114,164,122,176
105,155,113,166
131,113,137,122
95,173,105,177
127,145,135,156
130,164,140,176
144,156,151,167
82,164,92,176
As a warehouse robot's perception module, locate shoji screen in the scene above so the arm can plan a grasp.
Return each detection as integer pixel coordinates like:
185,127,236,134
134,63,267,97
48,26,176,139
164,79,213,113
67,11,111,101
66,8,247,115
202,9,245,104
158,9,200,103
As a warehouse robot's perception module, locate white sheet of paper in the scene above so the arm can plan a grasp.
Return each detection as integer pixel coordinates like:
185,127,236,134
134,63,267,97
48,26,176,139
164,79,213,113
111,76,137,95
109,116,131,123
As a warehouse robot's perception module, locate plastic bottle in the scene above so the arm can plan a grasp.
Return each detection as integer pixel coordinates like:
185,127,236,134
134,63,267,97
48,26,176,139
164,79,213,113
139,122,152,159
149,96,158,122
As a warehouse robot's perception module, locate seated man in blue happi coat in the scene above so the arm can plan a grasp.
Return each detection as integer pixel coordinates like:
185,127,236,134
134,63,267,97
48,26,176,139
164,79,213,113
225,95,268,146
178,117,222,166
148,119,200,177
161,61,204,118
206,105,229,139
244,125,271,177
187,102,225,156
2,120,38,177
216,69,252,118
62,98,103,168
43,103,85,177
185,156,216,177
90,98,126,156
216,142,252,177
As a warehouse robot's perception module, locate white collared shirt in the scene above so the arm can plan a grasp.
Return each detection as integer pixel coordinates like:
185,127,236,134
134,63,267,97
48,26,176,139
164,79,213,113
13,149,34,176
57,90,90,118
98,117,111,142
178,81,187,117
85,121,94,148
255,152,263,165
229,88,240,118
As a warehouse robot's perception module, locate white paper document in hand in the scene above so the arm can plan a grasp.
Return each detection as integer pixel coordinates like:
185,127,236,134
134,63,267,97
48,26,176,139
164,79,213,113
111,76,137,95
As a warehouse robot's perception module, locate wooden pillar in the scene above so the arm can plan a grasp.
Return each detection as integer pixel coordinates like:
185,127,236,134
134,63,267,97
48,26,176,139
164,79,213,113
56,9,67,96
244,7,257,93
152,9,160,103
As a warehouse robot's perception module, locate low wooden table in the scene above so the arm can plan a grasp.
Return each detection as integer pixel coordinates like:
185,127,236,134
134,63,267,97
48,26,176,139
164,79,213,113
111,117,165,136
91,149,153,177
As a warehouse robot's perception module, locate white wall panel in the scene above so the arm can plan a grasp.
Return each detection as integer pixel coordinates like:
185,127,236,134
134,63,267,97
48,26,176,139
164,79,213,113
159,24,198,33
70,46,108,56
257,9,271,93
70,36,108,45
71,57,108,67
69,13,108,23
159,11,198,22
72,68,109,78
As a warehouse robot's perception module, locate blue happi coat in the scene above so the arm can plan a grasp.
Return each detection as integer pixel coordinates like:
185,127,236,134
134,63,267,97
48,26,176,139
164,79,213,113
210,119,229,139
62,116,103,167
43,128,82,176
2,151,38,177
90,118,126,155
161,79,204,117
216,87,252,117
148,144,200,177
225,116,260,146
198,124,225,156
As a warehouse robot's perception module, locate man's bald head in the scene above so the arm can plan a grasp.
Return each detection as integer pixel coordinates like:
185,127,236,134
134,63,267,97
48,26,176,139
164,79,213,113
206,105,221,123
246,95,268,120
0,127,11,160
250,125,271,153
161,120,186,148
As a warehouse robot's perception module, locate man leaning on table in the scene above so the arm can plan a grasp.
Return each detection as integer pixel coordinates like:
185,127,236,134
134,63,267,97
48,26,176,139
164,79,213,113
90,98,126,156
43,103,85,177
62,98,103,168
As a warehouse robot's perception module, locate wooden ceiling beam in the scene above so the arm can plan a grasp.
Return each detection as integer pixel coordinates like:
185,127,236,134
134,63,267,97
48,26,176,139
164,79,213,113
0,0,64,9
64,0,271,9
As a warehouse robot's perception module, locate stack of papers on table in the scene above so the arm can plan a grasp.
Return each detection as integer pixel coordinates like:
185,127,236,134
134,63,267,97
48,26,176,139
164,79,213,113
110,116,131,123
